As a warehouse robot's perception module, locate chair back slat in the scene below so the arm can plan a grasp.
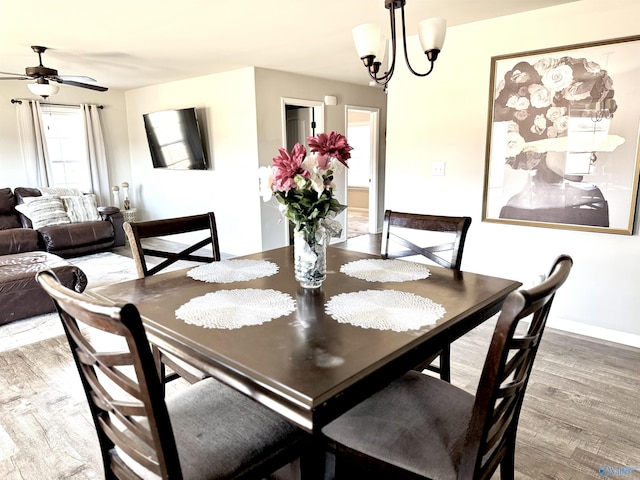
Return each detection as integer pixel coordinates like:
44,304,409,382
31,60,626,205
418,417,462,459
124,212,220,278
36,270,183,479
381,210,472,270
459,254,573,479
100,416,160,473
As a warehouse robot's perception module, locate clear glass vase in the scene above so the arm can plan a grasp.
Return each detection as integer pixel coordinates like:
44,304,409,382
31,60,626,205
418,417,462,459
293,222,328,289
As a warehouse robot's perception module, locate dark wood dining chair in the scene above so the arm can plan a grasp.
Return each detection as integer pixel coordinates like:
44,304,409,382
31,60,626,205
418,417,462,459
322,254,573,480
124,212,221,385
36,270,308,480
124,211,221,278
382,209,472,382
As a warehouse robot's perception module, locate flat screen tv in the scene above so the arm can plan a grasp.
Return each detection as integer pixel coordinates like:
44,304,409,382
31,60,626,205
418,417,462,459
143,107,208,170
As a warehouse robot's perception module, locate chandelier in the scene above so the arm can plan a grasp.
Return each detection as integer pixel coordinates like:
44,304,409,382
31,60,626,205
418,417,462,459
352,0,446,90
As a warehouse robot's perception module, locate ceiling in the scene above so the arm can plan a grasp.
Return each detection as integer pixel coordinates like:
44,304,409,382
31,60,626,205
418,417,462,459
0,0,579,92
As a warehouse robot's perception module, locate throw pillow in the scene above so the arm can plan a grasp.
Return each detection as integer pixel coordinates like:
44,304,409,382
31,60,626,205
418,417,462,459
14,203,30,218
22,196,71,229
61,194,101,223
39,186,84,197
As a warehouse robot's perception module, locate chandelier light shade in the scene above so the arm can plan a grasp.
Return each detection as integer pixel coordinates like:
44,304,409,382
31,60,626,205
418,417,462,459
418,17,447,58
353,23,383,59
353,0,446,89
27,78,60,98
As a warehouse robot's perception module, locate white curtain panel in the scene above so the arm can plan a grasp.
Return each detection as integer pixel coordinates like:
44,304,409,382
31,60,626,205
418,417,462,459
16,100,51,187
81,104,110,206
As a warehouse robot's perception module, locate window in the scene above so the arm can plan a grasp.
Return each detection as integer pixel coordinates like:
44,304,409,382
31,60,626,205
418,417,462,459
41,105,92,191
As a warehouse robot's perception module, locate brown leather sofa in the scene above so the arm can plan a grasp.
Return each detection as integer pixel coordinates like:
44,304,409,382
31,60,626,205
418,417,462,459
0,187,125,258
0,251,87,325
0,186,123,324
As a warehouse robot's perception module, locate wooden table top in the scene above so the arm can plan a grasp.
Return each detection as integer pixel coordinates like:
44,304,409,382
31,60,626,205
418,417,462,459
90,246,521,432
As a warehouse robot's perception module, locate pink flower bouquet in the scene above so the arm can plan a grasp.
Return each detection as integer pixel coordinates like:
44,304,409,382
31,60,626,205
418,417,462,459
259,131,352,236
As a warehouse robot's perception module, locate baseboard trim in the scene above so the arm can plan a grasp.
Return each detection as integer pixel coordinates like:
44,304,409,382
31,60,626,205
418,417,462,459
547,317,640,349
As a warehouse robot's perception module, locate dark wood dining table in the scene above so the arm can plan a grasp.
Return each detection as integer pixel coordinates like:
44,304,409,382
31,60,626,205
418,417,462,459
90,245,521,437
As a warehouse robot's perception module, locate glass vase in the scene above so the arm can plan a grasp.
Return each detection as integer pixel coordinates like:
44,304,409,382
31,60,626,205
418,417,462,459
293,222,328,289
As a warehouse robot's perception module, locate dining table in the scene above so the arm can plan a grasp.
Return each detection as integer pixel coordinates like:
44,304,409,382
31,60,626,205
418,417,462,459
89,244,521,475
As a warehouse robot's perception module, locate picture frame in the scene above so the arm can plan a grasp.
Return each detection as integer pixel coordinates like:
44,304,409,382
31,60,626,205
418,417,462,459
482,35,640,234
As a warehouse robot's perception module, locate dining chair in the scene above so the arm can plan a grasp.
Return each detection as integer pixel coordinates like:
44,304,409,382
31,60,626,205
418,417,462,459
124,212,221,385
322,254,573,480
382,209,472,382
124,211,220,278
36,269,308,480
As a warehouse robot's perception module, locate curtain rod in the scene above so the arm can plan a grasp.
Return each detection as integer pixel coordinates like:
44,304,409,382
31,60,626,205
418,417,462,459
10,99,104,109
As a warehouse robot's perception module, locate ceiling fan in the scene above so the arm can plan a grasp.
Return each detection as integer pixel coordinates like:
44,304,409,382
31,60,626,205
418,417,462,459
0,45,108,97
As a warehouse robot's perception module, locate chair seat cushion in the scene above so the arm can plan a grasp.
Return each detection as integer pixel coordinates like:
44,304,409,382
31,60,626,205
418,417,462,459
117,377,306,480
322,370,474,479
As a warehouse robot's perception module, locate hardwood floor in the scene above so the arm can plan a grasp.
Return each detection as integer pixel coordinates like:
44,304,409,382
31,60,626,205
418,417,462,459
1,240,639,479
347,208,369,238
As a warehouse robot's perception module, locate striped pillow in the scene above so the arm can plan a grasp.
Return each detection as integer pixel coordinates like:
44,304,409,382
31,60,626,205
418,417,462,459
39,186,84,196
61,194,101,223
22,196,71,229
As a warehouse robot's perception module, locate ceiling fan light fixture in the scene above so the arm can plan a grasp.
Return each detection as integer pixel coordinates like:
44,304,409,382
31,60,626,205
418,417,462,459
27,78,60,98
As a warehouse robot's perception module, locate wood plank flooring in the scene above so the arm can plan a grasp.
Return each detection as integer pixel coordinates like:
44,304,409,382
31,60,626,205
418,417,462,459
1,239,639,479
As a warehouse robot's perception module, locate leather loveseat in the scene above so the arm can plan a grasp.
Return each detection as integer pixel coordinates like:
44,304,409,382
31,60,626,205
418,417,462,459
0,187,125,258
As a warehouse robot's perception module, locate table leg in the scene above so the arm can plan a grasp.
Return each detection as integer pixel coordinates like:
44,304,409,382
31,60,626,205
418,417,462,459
300,435,331,480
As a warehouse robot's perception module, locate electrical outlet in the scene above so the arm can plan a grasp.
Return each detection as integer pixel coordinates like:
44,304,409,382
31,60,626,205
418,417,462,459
432,161,446,176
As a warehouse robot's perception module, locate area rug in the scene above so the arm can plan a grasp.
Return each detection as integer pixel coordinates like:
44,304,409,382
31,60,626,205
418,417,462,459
0,251,139,352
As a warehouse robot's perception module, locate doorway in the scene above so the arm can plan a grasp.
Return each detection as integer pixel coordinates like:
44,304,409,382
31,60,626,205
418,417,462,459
282,97,324,150
281,97,325,243
346,106,380,238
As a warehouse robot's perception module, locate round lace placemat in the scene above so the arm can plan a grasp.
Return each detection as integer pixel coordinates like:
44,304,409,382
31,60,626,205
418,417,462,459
187,259,279,283
325,289,445,332
176,289,295,329
340,259,430,282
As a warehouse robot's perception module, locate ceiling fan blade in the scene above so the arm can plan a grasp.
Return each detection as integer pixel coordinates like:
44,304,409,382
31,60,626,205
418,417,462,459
58,74,98,83
54,78,108,92
0,71,29,77
0,76,30,80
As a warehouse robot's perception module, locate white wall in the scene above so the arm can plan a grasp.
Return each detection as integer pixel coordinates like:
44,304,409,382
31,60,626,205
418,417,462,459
384,0,640,343
124,68,261,256
0,82,130,192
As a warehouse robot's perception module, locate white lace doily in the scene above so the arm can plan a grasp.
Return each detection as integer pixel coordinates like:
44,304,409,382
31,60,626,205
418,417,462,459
340,259,430,282
187,259,278,283
176,289,295,329
325,290,445,332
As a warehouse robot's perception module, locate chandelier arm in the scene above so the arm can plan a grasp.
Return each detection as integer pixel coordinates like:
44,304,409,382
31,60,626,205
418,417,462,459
399,3,437,77
367,4,398,87
373,5,398,86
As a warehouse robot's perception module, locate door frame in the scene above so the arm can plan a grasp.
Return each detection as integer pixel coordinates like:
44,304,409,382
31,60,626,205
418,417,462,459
281,97,325,244
346,105,380,234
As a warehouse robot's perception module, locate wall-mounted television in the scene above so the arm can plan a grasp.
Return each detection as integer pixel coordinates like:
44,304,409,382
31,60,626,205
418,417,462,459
143,107,208,170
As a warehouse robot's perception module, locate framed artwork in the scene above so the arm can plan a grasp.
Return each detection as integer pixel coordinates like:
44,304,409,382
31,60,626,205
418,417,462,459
482,35,640,234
